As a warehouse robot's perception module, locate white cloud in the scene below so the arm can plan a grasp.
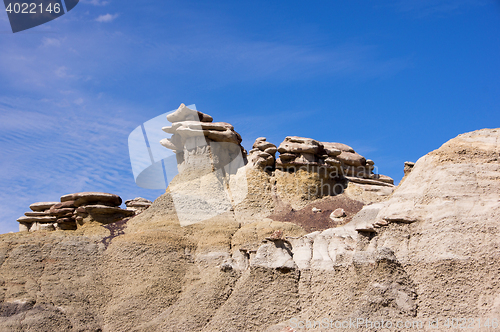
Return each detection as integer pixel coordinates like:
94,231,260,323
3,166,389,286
95,13,119,23
41,37,62,48
55,66,70,78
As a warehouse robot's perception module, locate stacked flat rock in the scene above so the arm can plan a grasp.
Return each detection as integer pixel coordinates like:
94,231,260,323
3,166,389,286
247,137,277,169
160,103,246,158
17,202,59,232
48,200,78,230
17,192,136,232
65,192,135,226
332,143,393,185
275,136,394,185
125,197,152,214
276,136,337,170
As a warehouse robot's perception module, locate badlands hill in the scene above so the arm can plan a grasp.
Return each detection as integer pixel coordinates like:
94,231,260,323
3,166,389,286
0,105,498,331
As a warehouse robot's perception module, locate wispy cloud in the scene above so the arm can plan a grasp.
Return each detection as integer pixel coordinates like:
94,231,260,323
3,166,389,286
54,66,72,78
81,0,110,5
0,94,163,233
126,39,410,83
95,13,119,22
41,37,63,47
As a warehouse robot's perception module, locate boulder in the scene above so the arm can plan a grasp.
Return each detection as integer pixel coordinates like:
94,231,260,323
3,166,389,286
336,151,366,167
325,142,355,153
277,136,322,155
55,217,78,230
264,147,277,156
24,211,50,217
404,161,415,175
266,229,283,240
275,137,342,175
164,121,234,133
125,197,152,214
17,216,57,223
29,202,58,212
51,201,76,209
61,192,122,207
48,207,75,217
204,128,242,145
277,153,295,161
331,208,346,219
370,174,394,185
124,197,152,207
248,137,277,170
166,103,213,123
253,137,276,151
81,204,134,217
324,157,341,167
321,142,342,156
56,217,75,224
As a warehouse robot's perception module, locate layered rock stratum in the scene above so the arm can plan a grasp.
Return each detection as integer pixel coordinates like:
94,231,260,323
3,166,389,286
1,106,499,332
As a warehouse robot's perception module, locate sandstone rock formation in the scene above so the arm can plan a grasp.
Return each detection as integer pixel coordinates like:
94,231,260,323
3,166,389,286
5,126,499,332
274,136,383,181
158,105,393,226
125,197,152,214
276,136,339,169
160,103,246,165
242,135,395,213
17,201,59,232
247,137,277,169
159,104,248,226
17,192,135,231
16,202,58,231
403,161,415,175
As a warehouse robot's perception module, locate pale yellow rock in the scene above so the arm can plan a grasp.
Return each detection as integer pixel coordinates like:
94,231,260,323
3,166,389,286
376,128,500,262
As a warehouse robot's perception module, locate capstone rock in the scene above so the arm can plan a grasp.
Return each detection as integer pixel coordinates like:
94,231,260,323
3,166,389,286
29,202,58,212
61,192,122,207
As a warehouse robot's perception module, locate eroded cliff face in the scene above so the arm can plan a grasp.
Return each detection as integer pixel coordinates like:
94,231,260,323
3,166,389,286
0,128,499,332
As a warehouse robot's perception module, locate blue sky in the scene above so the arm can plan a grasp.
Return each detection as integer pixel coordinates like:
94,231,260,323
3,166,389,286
0,0,499,233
